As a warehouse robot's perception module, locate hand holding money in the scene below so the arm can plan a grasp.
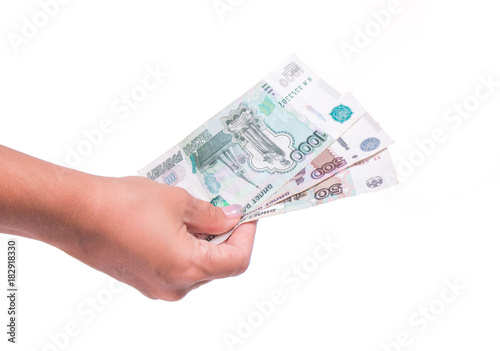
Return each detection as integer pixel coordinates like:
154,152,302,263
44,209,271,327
75,177,257,300
0,146,257,301
140,55,398,244
0,56,397,303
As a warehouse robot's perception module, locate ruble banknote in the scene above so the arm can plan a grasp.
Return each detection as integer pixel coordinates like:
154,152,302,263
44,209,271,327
202,149,397,244
262,112,394,209
139,55,398,244
139,55,364,213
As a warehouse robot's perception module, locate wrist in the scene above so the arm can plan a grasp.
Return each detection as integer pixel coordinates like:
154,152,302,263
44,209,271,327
0,145,105,252
35,168,106,253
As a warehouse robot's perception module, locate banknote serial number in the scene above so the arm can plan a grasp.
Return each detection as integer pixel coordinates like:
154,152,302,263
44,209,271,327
278,77,313,108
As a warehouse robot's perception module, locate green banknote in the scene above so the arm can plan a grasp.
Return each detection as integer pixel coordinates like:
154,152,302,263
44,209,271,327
139,55,362,215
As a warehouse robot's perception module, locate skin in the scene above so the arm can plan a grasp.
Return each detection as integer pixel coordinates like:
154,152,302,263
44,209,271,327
0,145,257,301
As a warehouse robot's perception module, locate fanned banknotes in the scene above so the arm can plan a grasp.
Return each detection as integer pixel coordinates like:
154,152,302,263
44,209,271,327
139,55,398,244
241,149,397,223
263,112,394,209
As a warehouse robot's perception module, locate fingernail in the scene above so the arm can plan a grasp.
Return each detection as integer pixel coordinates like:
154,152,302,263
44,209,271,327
222,204,244,219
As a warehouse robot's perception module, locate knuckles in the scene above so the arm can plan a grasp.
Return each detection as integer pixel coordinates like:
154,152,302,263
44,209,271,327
152,289,189,302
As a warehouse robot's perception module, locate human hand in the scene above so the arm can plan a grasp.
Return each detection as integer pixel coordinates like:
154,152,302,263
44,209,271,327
62,176,257,301
0,146,256,301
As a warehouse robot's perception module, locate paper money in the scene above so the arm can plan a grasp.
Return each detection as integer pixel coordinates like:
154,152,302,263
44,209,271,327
139,55,364,214
139,55,398,245
241,149,397,223
201,149,397,245
261,112,394,209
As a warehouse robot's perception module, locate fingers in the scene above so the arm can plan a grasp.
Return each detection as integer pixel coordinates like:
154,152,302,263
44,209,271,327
226,221,257,255
195,221,257,279
149,221,257,301
182,193,244,234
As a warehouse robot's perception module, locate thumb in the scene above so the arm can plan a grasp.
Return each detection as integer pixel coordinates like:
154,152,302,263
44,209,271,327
183,197,244,235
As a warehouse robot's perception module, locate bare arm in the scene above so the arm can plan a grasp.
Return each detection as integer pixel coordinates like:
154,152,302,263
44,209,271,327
0,145,256,300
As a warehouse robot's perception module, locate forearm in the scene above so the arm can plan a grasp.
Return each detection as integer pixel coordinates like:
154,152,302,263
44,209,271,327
0,145,99,248
0,145,256,300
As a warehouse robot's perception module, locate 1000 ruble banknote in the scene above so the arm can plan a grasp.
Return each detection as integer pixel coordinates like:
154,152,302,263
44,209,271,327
139,55,398,244
139,55,366,214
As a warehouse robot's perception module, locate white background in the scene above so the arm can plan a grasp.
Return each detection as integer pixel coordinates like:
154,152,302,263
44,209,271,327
1,0,499,350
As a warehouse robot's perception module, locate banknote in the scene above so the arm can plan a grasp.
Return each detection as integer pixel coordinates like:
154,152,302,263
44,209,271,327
261,112,394,209
139,55,363,214
200,149,398,245
240,148,398,223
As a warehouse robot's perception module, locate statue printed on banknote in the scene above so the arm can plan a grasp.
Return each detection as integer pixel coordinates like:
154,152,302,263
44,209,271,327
221,103,295,173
